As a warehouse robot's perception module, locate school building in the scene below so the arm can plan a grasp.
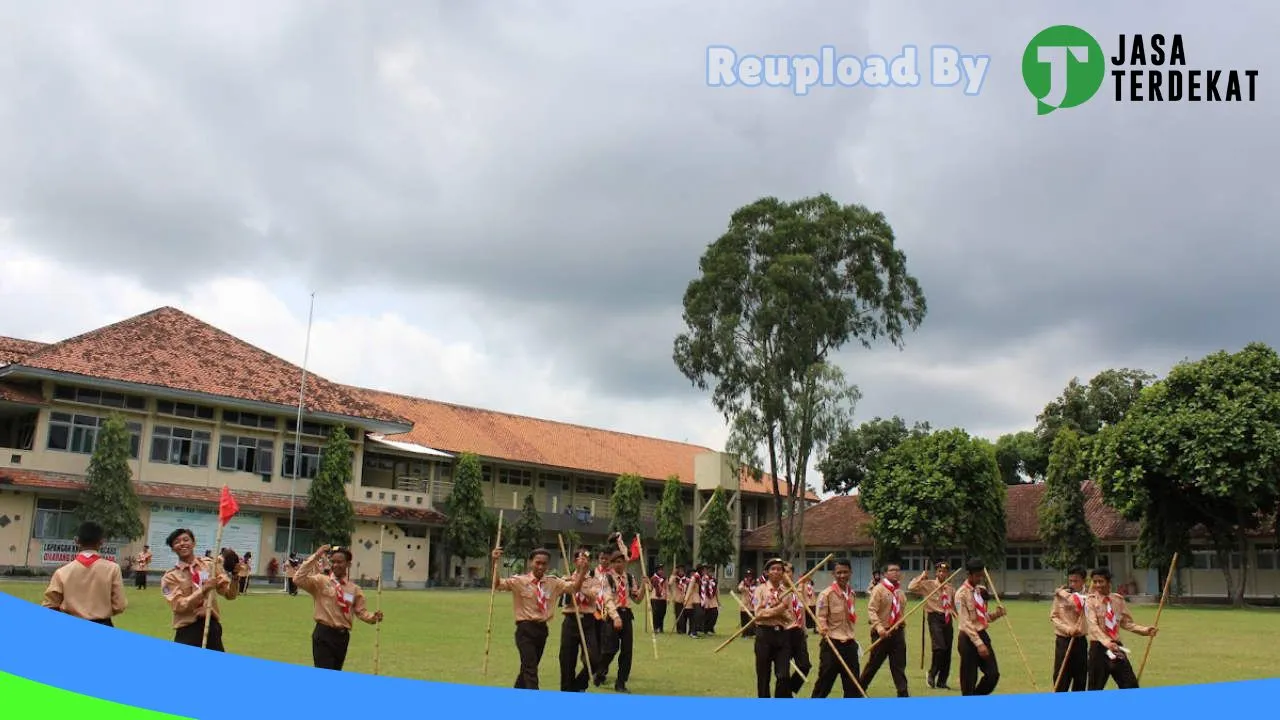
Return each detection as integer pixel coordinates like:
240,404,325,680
0,306,812,588
741,484,1280,604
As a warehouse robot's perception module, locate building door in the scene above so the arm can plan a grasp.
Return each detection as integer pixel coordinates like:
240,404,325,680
381,551,395,585
547,478,564,514
853,556,872,591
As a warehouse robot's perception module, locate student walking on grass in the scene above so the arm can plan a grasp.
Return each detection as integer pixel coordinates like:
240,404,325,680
293,544,384,671
42,521,127,626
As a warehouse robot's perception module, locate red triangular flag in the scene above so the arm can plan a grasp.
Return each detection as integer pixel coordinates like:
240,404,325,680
629,535,641,562
218,485,240,527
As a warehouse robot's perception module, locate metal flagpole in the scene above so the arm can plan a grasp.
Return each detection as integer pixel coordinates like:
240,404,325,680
285,292,316,562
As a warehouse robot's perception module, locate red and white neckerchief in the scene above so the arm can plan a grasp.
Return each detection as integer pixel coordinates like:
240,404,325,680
1070,591,1086,613
882,579,902,625
832,582,857,624
968,581,988,628
75,551,100,568
532,577,548,616
332,577,352,616
616,573,629,609
940,587,953,624
1104,597,1119,639
790,591,805,627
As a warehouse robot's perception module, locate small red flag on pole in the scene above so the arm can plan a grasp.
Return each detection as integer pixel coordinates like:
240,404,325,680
202,485,239,650
629,535,642,562
218,485,240,527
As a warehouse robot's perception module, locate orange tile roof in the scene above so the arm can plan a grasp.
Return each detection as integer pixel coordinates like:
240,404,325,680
0,336,47,365
4,307,410,429
0,380,44,405
0,468,446,525
351,385,818,500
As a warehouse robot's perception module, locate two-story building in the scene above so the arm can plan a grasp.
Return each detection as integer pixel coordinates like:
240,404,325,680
0,307,815,588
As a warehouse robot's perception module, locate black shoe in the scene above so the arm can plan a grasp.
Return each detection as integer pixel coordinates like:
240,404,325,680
615,684,630,694
927,673,936,688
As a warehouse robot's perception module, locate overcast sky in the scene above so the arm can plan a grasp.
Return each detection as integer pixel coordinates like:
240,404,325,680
1,1,1276,492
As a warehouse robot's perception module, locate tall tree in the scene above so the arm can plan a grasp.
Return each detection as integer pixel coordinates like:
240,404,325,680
994,430,1048,484
820,415,932,494
1037,429,1098,571
77,413,145,542
699,486,734,570
508,493,543,571
444,452,493,584
655,475,688,566
1092,343,1280,607
857,428,1006,567
672,193,926,564
306,425,356,546
609,473,644,541
1037,368,1157,456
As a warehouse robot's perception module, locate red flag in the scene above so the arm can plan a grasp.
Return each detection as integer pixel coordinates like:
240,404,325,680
629,535,641,562
218,485,240,527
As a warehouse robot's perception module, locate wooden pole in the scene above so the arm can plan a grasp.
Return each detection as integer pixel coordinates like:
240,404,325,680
1053,636,1076,691
713,553,834,653
636,537,659,659
781,574,868,698
1137,552,1178,682
373,524,385,675
481,510,505,676
557,533,594,680
984,568,1038,691
200,523,227,649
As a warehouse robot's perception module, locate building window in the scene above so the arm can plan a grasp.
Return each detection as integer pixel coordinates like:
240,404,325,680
804,551,827,573
1005,547,1046,571
33,498,81,539
576,478,608,496
222,410,278,430
497,468,532,486
1257,544,1278,571
274,519,317,554
217,435,275,476
287,419,332,438
52,384,147,411
150,426,212,467
46,412,141,458
156,400,216,421
281,442,321,480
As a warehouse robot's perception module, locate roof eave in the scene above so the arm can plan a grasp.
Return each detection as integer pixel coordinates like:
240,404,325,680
0,366,413,435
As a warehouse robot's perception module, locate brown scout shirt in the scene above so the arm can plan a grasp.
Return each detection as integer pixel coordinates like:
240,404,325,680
498,570,581,623
907,571,954,616
160,555,238,629
293,550,378,630
702,575,720,610
814,581,858,642
1084,592,1151,646
42,551,127,620
866,579,908,636
751,579,794,627
563,574,613,620
954,580,1003,648
1050,587,1087,638
133,550,152,572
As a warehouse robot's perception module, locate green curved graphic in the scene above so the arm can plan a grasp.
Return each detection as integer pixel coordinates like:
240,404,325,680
0,670,192,719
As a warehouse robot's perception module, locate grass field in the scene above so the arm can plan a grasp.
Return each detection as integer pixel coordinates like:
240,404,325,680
2,581,1276,697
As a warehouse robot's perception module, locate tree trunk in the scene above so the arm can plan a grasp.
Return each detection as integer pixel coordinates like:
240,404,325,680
1232,533,1249,607
1213,547,1237,607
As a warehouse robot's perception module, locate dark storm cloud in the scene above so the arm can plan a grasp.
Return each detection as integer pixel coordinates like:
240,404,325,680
3,0,1279,418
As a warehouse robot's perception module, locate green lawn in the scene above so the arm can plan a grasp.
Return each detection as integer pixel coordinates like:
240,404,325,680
2,581,1275,697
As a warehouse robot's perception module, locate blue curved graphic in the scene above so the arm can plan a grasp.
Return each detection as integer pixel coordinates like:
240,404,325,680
0,591,1275,716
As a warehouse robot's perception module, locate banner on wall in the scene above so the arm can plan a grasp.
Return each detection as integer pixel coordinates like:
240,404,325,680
40,541,120,567
144,504,263,566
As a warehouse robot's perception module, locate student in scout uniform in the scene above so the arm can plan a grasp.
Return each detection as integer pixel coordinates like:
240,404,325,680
649,564,668,633
1084,566,1156,691
493,546,590,690
737,569,757,638
811,559,864,699
671,564,689,635
701,566,720,634
132,545,152,590
682,564,704,637
42,521,127,626
908,561,956,690
160,527,239,651
867,570,882,594
284,553,301,595
235,551,252,594
596,550,642,693
1050,566,1089,692
954,558,1007,696
802,577,817,632
292,545,384,671
858,562,910,697
782,561,812,694
558,546,611,692
751,558,796,698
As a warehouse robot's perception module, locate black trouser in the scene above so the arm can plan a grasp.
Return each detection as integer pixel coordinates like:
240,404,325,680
812,637,864,698
134,570,147,589
927,611,954,686
674,602,687,633
1054,634,1087,692
753,625,793,698
740,610,755,637
598,608,634,687
558,613,600,692
958,630,1000,696
689,604,706,635
238,577,249,593
805,609,816,631
651,599,667,632
787,626,812,694
312,622,351,671
174,616,225,652
703,607,719,633
859,627,909,697
514,620,549,689
287,577,298,595
89,618,114,627
1087,640,1139,690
